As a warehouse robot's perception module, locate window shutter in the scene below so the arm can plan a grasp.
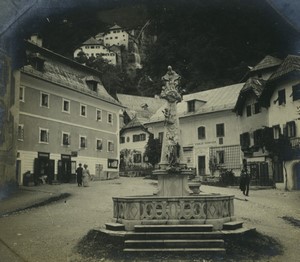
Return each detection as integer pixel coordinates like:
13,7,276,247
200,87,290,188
292,84,300,101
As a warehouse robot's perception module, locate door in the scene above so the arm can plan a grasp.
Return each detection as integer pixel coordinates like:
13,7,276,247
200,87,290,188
259,162,270,186
198,156,206,176
58,160,71,183
295,163,300,190
16,160,21,185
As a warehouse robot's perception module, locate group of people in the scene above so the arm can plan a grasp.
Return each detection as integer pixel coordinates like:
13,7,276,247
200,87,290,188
75,163,91,187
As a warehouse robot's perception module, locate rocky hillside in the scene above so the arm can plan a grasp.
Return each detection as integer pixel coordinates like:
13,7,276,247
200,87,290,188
38,0,300,96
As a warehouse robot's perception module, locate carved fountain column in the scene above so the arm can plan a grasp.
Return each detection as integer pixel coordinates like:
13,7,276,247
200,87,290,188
153,66,193,196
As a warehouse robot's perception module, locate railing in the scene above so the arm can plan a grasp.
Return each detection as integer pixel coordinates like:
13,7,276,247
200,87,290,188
113,194,235,230
290,137,300,149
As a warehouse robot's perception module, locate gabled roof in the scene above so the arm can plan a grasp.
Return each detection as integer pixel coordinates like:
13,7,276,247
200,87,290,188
149,83,244,123
260,55,300,107
233,77,266,115
268,55,300,81
82,37,102,45
117,93,166,119
109,24,122,30
120,116,150,135
250,55,282,72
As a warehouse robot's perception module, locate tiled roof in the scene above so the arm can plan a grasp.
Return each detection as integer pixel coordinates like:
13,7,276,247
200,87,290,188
23,41,121,106
241,77,266,97
268,55,300,81
251,55,282,72
233,77,266,115
82,37,102,45
117,94,166,119
149,83,244,123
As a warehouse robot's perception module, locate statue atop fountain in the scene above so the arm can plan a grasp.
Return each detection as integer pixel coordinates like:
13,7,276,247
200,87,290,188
159,66,184,170
152,66,193,196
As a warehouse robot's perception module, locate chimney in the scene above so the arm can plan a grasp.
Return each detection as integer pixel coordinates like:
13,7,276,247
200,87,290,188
30,34,43,47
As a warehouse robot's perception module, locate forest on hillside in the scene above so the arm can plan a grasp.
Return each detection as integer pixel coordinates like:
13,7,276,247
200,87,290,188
37,0,300,97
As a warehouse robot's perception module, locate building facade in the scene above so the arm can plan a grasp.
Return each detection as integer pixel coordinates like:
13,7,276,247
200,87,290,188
16,38,122,184
73,37,118,66
260,55,300,190
146,83,244,180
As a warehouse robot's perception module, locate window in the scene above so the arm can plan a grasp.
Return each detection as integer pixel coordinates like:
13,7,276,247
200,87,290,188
80,104,87,117
96,109,102,121
80,136,87,148
96,139,103,150
62,132,70,146
108,141,114,152
17,125,24,141
91,46,94,49
115,37,118,39
40,92,49,107
39,128,49,143
158,132,164,144
246,105,252,117
19,86,25,102
278,89,286,105
273,125,281,139
286,121,296,138
253,129,263,146
217,151,225,164
140,134,146,141
107,113,113,124
240,132,250,149
254,102,261,114
187,100,195,112
198,126,206,139
133,153,142,163
292,84,300,101
87,81,97,92
126,137,130,143
120,137,125,144
216,123,225,137
133,134,140,142
62,99,70,113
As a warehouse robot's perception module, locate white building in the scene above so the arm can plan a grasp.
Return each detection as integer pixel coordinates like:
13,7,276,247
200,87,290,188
103,24,129,50
117,94,165,170
260,55,300,190
73,37,118,65
146,83,244,180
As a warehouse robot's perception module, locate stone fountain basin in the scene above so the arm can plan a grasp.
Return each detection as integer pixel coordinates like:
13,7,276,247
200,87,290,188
112,194,235,231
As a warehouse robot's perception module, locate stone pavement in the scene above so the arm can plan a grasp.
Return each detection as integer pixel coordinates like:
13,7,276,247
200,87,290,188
0,183,73,217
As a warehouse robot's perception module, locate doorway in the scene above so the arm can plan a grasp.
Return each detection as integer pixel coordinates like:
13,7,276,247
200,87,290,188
198,156,206,176
294,163,300,190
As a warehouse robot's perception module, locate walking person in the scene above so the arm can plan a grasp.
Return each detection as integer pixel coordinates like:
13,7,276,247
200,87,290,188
240,166,251,196
76,163,83,187
82,164,91,187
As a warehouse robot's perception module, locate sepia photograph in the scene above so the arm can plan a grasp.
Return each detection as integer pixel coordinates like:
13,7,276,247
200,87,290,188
0,0,300,261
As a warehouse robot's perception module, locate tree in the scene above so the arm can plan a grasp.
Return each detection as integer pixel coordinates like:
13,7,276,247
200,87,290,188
144,134,162,167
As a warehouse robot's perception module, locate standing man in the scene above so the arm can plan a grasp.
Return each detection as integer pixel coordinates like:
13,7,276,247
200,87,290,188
76,163,83,187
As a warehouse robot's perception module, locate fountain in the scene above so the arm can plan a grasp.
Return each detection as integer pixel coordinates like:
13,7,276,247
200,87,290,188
111,67,235,231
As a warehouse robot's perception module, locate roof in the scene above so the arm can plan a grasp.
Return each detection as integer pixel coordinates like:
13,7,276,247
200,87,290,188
149,83,244,123
250,55,282,72
233,77,266,115
117,94,166,119
23,40,121,106
260,54,300,107
268,55,300,81
109,24,122,31
82,37,102,45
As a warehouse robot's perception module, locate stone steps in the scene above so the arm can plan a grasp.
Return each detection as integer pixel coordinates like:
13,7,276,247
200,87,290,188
222,221,243,230
123,247,226,253
123,224,225,253
124,239,225,248
126,231,224,240
134,224,214,232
